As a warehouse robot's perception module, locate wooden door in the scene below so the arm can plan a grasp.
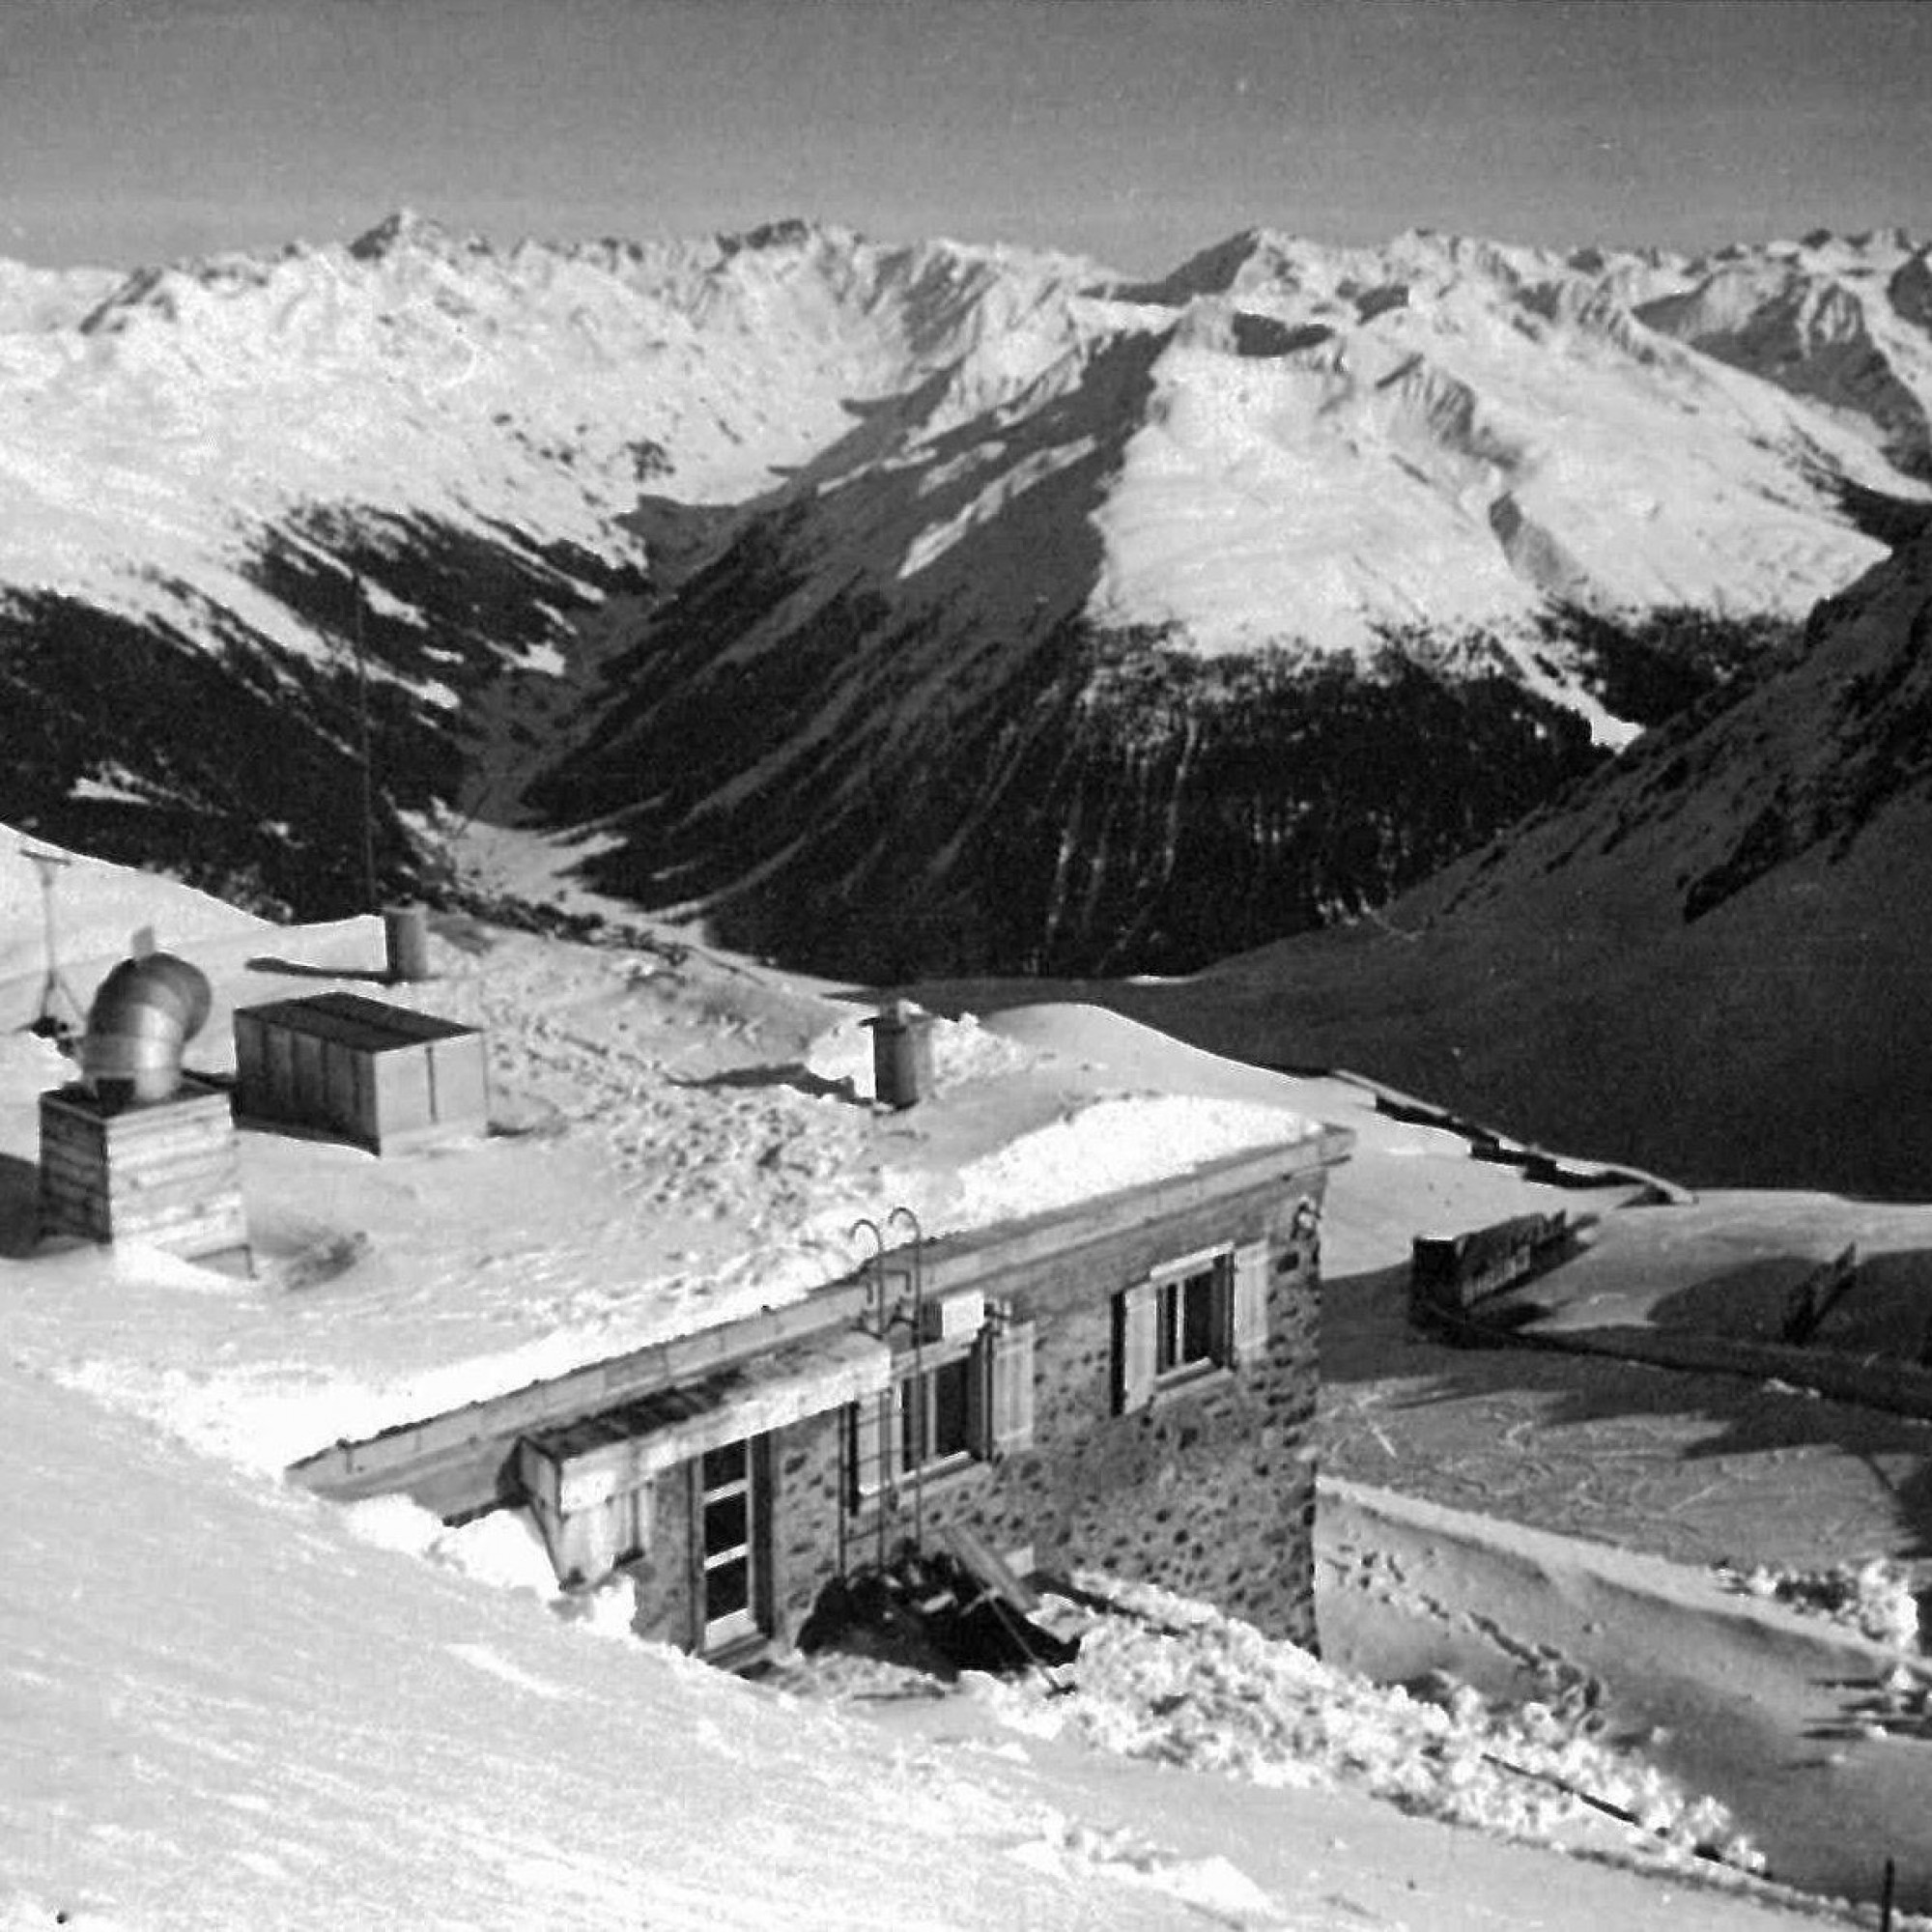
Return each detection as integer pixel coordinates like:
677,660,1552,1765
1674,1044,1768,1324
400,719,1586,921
697,1437,764,1652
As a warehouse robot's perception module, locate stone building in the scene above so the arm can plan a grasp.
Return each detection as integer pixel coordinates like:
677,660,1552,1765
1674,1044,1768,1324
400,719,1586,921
297,1123,1349,1665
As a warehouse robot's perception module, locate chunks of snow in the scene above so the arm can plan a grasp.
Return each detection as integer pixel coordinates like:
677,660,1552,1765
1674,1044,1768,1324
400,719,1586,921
976,1571,1766,1876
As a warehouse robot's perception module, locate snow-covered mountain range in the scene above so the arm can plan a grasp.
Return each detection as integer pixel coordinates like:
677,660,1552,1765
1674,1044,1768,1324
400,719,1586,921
3,213,1928,972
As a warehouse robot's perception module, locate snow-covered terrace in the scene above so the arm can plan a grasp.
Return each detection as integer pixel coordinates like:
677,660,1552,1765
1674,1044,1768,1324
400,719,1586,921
1,835,1884,1929
0,835,1333,1481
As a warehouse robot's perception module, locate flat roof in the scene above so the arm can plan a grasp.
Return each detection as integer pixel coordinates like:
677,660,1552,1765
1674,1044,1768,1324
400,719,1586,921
236,990,478,1053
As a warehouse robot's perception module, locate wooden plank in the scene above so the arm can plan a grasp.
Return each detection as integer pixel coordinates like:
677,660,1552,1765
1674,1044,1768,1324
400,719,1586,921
374,1045,436,1139
37,1152,100,1185
1116,1279,1156,1413
104,1146,241,1188
291,1280,874,1499
105,1173,242,1212
323,1040,359,1135
426,1035,490,1130
292,1033,326,1121
98,1136,234,1173
105,1171,240,1207
38,1149,107,1184
112,1197,247,1239
38,1174,99,1207
937,1521,1039,1613
98,1099,234,1143
265,1027,296,1117
987,1321,1036,1456
111,1134,242,1168
1230,1240,1270,1364
41,1196,109,1239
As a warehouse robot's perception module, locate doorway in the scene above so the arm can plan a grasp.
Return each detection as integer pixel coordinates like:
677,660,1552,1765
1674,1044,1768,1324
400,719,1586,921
698,1436,766,1652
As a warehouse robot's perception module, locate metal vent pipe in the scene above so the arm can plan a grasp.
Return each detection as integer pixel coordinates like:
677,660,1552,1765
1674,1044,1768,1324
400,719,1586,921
865,1000,936,1109
80,952,213,1106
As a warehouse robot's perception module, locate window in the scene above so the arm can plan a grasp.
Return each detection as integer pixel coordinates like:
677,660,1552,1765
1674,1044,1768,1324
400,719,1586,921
1117,1240,1270,1414
1155,1261,1224,1378
897,1350,976,1475
850,1316,1036,1505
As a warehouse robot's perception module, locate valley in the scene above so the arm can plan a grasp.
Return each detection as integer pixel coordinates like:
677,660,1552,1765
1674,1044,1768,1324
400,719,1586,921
3,216,1929,993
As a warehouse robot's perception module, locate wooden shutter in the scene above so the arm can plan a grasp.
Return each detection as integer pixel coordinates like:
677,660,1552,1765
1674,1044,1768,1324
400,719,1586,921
615,1480,655,1566
1116,1281,1157,1414
849,1393,890,1508
984,1321,1036,1457
1230,1240,1270,1365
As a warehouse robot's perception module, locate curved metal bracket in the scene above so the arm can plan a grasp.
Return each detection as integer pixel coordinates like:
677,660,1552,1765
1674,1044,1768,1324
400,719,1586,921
849,1216,890,1337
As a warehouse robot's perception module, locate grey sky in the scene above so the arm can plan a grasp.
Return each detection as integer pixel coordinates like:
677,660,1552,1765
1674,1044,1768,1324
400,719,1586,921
2,0,1924,270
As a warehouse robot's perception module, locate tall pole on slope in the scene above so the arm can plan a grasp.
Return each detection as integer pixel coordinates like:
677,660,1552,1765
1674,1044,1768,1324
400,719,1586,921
353,569,378,916
21,846,82,1043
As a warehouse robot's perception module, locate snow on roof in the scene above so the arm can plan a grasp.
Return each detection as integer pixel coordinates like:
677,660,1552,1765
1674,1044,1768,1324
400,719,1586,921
0,874,1326,1476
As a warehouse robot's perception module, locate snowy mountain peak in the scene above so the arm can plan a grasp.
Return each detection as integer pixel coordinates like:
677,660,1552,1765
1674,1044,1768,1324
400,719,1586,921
348,207,493,264
5,213,1932,978
1890,249,1932,330
715,214,845,257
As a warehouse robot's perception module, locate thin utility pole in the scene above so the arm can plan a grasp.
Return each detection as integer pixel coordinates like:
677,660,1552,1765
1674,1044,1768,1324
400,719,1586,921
21,847,83,1039
353,569,379,914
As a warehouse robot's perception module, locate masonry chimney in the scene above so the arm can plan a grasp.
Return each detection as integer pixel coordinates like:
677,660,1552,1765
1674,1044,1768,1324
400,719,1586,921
864,999,936,1110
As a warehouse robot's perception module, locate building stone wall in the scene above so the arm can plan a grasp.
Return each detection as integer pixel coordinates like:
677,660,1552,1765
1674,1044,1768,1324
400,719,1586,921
737,1163,1329,1655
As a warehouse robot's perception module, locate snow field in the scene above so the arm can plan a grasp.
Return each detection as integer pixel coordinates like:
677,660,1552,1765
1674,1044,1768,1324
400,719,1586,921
1,848,1912,1927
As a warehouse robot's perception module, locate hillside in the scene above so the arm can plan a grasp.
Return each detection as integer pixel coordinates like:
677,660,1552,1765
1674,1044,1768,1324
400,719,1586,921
958,520,1932,1199
1,216,1928,975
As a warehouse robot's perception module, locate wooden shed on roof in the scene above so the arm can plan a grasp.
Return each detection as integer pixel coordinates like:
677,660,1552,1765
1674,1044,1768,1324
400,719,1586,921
233,990,489,1154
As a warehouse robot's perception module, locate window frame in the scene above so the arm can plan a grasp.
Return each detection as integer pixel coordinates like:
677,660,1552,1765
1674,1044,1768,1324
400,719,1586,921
1151,1243,1235,1389
1153,1256,1228,1383
894,1344,979,1481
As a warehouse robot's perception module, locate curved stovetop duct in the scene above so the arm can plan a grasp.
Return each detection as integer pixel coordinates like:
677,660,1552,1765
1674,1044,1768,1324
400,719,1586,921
81,952,213,1106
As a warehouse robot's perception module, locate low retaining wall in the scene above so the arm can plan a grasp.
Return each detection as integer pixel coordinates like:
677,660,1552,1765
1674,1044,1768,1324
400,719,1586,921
1409,1211,1577,1328
1333,1067,1693,1203
1510,1320,1932,1429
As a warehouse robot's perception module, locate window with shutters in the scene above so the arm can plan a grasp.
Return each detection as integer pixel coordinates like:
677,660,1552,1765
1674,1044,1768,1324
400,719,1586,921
849,1314,1036,1505
1118,1239,1271,1414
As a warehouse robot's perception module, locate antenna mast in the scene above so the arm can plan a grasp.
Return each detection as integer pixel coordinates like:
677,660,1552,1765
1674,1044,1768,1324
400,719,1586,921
353,569,378,914
20,847,84,1044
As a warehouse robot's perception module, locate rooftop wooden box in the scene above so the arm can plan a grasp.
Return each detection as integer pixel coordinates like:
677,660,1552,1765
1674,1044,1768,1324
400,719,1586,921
233,991,489,1155
39,1079,247,1262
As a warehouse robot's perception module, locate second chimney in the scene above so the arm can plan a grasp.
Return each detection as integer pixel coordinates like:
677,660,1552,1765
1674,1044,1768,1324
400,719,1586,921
865,1000,936,1109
